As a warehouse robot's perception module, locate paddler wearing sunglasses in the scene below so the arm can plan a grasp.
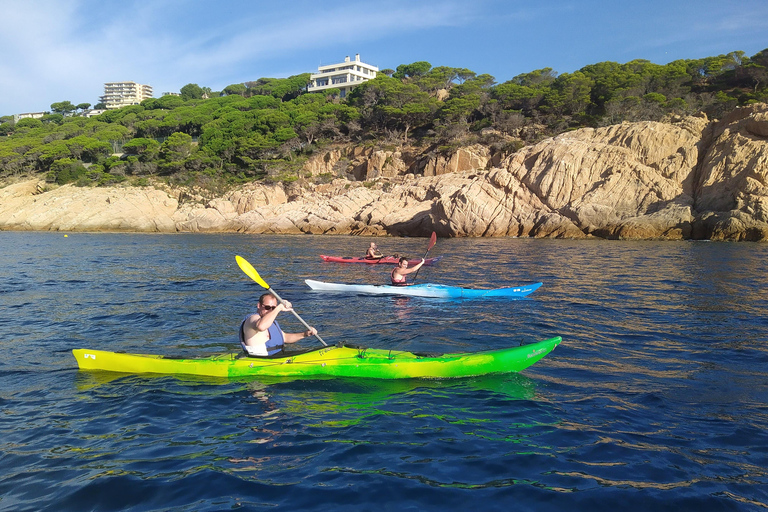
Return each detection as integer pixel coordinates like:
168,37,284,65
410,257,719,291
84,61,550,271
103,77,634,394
239,293,317,356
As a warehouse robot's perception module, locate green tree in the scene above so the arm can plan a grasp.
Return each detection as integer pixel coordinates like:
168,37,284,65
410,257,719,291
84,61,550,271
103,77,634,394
223,83,248,96
437,75,493,129
0,121,13,136
42,113,64,124
245,74,311,101
81,139,112,162
418,66,461,92
739,48,768,92
47,157,87,184
393,61,432,80
348,75,437,140
492,83,544,112
159,132,194,173
50,101,76,115
153,95,185,110
180,83,204,100
15,118,43,129
545,71,594,117
511,68,558,88
122,138,160,160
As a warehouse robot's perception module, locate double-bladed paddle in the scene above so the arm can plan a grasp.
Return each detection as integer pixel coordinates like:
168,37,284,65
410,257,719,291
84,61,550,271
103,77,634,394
411,231,437,284
235,255,327,346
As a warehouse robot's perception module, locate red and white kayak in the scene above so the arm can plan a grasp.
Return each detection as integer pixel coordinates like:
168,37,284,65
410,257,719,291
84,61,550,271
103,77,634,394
319,255,443,265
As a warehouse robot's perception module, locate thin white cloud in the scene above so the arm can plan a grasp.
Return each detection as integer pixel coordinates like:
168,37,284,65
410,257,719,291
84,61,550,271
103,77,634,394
160,3,469,73
1,0,766,116
0,0,478,113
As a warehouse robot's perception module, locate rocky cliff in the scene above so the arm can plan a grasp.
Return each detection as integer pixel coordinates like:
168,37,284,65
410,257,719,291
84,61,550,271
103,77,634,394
2,103,767,241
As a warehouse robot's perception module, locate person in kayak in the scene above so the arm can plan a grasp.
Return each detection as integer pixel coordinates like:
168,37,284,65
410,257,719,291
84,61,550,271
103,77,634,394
240,293,317,357
391,257,424,286
365,242,383,260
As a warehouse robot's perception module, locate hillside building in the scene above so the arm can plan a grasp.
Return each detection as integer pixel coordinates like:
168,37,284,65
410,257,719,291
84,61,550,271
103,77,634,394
308,54,378,98
13,112,47,122
100,81,153,109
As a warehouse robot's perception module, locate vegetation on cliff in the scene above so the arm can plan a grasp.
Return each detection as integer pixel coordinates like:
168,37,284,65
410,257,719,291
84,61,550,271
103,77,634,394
1,49,766,193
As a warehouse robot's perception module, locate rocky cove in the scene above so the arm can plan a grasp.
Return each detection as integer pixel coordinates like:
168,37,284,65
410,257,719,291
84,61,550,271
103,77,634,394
1,103,767,241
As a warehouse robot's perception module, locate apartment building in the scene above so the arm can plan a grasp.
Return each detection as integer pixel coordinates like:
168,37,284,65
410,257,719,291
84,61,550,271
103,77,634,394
100,81,153,109
308,54,378,98
13,112,47,122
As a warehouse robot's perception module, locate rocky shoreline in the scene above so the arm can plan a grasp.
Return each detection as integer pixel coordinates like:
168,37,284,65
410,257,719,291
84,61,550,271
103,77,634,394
2,103,767,241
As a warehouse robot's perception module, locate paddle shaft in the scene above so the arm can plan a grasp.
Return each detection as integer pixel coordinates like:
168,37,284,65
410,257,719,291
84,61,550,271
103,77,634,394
266,288,327,346
411,232,436,283
235,255,327,347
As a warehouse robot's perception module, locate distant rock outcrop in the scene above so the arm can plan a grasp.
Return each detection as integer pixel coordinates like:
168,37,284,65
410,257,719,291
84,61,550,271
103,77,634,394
1,103,767,241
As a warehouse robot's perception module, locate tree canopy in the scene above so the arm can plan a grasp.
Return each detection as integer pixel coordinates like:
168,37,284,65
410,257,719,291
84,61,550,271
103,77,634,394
1,48,766,190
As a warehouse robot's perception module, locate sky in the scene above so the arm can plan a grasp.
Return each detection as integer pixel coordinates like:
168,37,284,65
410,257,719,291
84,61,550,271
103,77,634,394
1,0,767,117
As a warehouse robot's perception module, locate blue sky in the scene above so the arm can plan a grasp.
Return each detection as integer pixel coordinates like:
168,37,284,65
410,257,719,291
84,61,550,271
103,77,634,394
1,0,766,117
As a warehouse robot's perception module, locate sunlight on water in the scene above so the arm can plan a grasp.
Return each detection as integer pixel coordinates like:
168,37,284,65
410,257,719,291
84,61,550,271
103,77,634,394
0,232,767,511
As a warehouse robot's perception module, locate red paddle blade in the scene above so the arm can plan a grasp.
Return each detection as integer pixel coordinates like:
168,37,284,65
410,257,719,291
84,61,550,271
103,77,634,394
427,231,437,251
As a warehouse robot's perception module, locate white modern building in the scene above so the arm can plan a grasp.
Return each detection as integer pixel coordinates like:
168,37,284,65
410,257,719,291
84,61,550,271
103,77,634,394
308,54,378,98
13,112,47,122
83,109,107,118
100,81,153,109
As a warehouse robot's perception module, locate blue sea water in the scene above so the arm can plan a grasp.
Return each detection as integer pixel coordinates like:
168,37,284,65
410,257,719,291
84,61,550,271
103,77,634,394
0,232,766,511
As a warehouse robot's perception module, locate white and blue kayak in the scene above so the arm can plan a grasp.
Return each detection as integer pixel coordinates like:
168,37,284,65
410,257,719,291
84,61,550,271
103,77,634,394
305,279,542,299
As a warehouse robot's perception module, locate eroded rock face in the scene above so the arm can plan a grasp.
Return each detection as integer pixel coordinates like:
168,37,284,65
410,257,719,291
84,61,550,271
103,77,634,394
1,103,767,240
500,116,709,239
0,182,178,232
746,111,768,138
422,145,492,177
694,104,768,240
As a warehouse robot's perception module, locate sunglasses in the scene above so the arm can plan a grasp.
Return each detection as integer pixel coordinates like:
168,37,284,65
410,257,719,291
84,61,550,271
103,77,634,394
261,304,277,311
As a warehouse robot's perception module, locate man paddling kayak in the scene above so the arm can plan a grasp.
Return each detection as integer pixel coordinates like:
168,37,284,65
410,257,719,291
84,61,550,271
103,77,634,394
365,242,383,260
391,257,425,286
240,293,317,356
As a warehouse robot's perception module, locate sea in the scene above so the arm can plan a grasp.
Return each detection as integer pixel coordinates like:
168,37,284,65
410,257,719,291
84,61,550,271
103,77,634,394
0,232,766,511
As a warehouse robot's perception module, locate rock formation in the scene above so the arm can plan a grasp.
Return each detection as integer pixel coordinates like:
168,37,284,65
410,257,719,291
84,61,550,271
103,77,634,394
1,103,767,241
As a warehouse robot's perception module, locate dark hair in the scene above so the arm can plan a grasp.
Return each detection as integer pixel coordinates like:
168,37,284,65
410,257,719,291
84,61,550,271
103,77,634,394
398,257,407,263
258,293,275,305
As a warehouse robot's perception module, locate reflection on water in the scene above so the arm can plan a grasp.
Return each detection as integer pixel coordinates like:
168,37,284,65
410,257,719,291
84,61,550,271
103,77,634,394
1,232,767,511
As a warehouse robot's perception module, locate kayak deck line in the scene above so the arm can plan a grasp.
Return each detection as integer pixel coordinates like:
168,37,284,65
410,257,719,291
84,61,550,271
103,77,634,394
72,337,561,380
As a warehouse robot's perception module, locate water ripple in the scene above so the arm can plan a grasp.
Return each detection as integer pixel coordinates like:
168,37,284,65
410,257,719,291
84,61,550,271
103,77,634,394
0,233,767,511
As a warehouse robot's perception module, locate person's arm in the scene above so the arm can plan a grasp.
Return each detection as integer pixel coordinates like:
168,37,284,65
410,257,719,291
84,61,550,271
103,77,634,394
402,259,425,275
261,300,315,343
284,326,317,344
254,304,283,332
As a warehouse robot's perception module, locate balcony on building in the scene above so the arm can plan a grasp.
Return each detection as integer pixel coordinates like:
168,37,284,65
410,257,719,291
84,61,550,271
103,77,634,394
100,81,154,109
308,54,378,98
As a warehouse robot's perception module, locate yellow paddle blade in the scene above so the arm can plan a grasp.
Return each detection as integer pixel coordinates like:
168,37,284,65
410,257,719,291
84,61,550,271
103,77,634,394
235,255,269,289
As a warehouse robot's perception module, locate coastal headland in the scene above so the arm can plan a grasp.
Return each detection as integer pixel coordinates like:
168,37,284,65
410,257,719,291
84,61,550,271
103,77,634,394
2,103,767,241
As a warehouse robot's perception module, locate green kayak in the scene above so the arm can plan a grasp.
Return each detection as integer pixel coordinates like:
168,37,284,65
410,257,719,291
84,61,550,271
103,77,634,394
72,337,561,380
